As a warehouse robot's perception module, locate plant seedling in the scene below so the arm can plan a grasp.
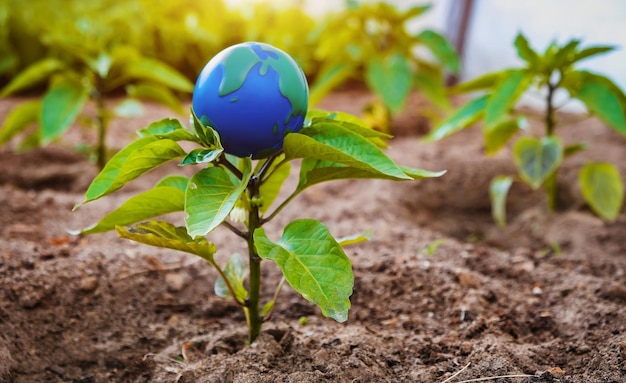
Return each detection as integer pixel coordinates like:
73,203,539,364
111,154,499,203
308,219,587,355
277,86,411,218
310,1,459,132
0,3,192,168
75,42,445,344
427,33,625,225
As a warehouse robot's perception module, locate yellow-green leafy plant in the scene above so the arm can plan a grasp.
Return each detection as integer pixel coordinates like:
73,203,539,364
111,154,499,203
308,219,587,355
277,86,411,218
0,0,193,168
427,33,625,224
310,1,459,131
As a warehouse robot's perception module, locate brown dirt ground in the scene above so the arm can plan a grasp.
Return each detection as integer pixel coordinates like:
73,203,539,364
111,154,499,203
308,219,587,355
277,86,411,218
1,91,625,383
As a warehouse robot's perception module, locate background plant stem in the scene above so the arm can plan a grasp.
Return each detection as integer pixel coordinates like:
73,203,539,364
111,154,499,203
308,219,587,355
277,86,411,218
94,78,107,169
544,80,557,211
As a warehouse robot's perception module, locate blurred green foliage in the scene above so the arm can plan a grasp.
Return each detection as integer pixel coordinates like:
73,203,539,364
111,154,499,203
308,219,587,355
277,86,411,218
428,33,625,223
0,0,457,159
0,0,319,87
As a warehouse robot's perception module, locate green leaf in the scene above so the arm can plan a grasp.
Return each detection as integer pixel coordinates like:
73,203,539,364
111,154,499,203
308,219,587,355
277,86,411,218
0,100,40,145
41,76,88,144
306,109,369,129
307,110,391,148
214,253,248,301
572,46,614,64
365,53,412,114
127,82,185,114
117,221,217,265
254,219,354,322
308,63,354,107
285,122,411,180
452,70,514,94
563,142,588,158
514,33,540,68
574,75,626,136
485,70,530,128
425,95,488,141
155,175,190,191
414,69,450,110
513,136,563,189
137,118,198,142
80,137,186,205
124,58,194,93
579,162,624,221
417,29,460,74
180,148,223,166
297,158,444,192
552,39,581,68
0,58,65,97
490,175,513,227
484,117,524,155
190,108,223,149
79,186,185,234
185,159,252,237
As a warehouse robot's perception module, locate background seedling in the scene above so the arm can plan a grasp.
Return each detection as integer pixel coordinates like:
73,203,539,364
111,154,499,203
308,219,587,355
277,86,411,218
427,33,625,225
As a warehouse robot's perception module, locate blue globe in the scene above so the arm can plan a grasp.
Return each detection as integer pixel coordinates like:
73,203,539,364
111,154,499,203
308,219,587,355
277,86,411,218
192,42,309,158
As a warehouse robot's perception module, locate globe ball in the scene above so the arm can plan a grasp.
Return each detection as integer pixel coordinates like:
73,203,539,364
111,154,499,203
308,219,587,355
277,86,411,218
192,42,309,158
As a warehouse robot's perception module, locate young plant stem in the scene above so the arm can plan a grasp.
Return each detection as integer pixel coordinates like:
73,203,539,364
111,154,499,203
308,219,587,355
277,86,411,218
246,175,263,344
221,220,248,239
93,78,108,169
544,80,558,211
261,190,300,224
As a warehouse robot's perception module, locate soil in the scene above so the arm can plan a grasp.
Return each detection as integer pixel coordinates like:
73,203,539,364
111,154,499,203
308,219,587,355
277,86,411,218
1,91,625,383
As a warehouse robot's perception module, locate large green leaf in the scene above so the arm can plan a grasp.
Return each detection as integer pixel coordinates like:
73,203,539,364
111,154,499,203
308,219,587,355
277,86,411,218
484,117,524,155
254,219,353,322
307,110,390,148
41,76,88,144
79,137,186,205
579,162,624,221
490,175,513,227
124,58,193,93
425,95,488,141
513,136,563,189
485,70,530,128
417,29,460,74
185,159,252,237
0,99,40,145
0,58,65,97
117,221,217,265
155,175,190,191
297,158,444,192
284,122,411,180
79,186,185,234
365,53,412,114
214,253,248,302
574,75,626,136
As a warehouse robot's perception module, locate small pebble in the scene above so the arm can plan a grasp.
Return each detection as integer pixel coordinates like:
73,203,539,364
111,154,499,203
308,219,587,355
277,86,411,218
79,276,99,292
165,272,191,292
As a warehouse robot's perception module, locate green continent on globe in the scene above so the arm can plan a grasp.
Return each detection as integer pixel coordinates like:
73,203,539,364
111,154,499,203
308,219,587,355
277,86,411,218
218,44,308,124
